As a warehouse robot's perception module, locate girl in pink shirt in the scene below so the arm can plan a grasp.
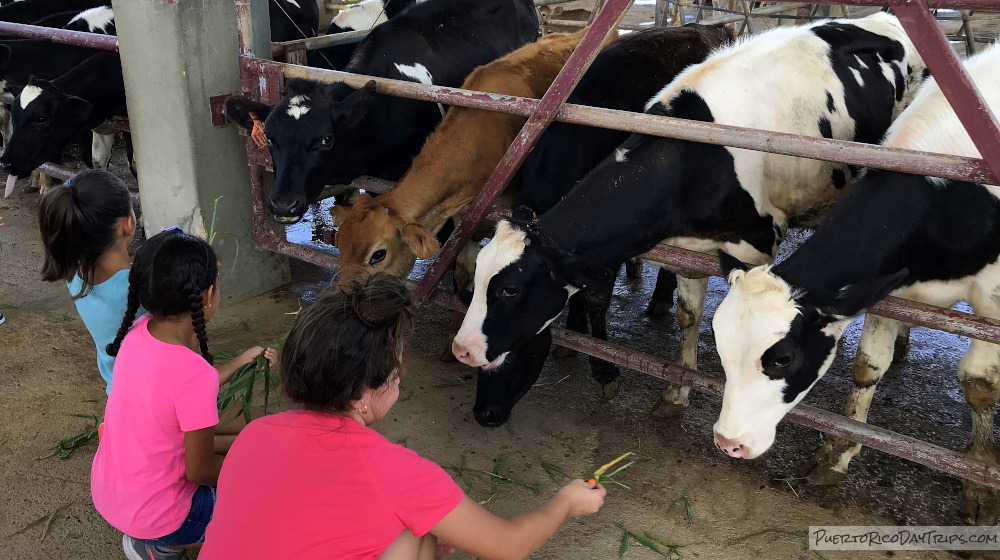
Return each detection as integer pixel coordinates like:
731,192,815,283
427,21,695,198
200,273,607,560
91,228,273,560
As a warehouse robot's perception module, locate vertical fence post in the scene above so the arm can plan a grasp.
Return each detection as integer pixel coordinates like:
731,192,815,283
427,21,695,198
113,0,289,301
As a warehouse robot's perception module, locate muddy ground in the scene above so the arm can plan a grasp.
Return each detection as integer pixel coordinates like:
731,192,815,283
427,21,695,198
4,2,1000,559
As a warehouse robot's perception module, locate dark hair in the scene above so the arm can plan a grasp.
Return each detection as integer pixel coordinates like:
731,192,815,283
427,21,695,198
38,170,133,298
106,228,218,364
281,272,415,413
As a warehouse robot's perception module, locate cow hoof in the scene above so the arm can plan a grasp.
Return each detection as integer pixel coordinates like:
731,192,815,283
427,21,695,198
645,299,672,317
805,463,847,486
960,481,1000,525
650,398,686,419
552,345,578,359
594,377,621,400
625,258,644,279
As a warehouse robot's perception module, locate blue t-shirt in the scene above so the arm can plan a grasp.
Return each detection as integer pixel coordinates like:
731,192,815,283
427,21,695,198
68,269,145,394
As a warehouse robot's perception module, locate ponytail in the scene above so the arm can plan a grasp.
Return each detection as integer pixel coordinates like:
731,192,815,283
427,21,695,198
38,170,132,298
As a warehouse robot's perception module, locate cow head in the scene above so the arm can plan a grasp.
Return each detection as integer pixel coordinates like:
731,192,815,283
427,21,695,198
452,214,614,370
330,192,439,290
225,79,377,224
711,251,907,459
0,77,93,178
473,326,552,427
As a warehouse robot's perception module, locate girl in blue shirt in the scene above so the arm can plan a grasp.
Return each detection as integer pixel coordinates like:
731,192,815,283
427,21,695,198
39,170,142,394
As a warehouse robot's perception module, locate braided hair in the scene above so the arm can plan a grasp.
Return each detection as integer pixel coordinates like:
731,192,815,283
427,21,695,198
105,228,218,364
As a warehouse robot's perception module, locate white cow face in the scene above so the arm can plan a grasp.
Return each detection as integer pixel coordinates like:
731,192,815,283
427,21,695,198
711,263,848,459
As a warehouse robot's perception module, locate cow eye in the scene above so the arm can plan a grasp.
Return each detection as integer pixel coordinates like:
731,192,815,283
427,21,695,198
499,285,521,298
771,354,793,368
266,138,276,149
35,116,49,126
320,135,334,148
369,249,386,266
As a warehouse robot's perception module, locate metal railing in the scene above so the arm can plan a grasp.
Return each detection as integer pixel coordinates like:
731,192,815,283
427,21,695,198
234,0,1000,490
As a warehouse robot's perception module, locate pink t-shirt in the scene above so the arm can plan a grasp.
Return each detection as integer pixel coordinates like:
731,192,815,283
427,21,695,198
199,410,464,559
91,314,220,539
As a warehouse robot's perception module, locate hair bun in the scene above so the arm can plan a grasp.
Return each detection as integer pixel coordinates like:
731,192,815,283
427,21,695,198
346,273,414,327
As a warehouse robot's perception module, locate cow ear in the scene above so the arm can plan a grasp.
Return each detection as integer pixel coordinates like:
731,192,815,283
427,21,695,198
401,223,440,259
336,80,377,130
63,96,93,123
225,96,273,131
822,269,909,317
330,204,351,228
0,45,10,72
718,250,750,284
552,252,614,291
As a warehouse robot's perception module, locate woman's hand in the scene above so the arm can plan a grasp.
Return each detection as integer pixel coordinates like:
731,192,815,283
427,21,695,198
557,479,607,517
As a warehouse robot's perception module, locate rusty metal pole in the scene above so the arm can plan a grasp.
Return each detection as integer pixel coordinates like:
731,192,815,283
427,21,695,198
413,0,634,303
0,21,119,50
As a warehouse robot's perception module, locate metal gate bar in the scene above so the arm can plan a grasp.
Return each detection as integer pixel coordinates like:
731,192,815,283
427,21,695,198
0,21,118,50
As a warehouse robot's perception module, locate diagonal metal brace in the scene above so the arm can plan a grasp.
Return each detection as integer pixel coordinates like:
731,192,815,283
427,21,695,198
412,0,637,304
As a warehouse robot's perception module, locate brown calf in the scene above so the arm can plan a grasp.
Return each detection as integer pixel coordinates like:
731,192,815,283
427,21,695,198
331,28,615,290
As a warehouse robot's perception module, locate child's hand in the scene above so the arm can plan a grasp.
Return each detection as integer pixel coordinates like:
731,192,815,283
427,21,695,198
263,347,280,367
237,346,265,366
557,479,607,517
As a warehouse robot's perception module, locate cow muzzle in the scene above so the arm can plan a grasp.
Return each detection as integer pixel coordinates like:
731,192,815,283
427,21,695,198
713,431,752,459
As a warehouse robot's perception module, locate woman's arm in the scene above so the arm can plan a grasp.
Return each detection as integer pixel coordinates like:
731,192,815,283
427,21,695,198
216,346,265,386
429,479,605,560
183,427,225,484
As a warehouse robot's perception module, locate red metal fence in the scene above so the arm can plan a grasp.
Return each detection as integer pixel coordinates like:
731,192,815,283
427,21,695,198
232,0,1000,489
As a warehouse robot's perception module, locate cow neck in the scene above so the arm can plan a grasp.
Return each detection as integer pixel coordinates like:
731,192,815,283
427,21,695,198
775,170,1000,312
537,134,777,270
388,106,525,231
54,52,125,125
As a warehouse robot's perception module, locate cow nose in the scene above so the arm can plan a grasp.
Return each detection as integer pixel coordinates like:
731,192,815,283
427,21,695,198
714,431,750,459
474,404,508,427
452,340,474,366
0,160,12,173
269,197,307,220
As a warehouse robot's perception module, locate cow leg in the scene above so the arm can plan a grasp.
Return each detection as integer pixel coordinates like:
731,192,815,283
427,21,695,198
808,314,900,485
625,257,643,279
585,287,621,399
553,292,586,359
652,275,708,417
38,171,53,195
957,295,1000,525
0,104,10,146
646,266,677,317
125,133,138,177
92,130,115,170
893,324,911,363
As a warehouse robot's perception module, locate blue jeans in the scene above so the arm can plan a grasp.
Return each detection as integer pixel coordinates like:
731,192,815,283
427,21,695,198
142,485,216,547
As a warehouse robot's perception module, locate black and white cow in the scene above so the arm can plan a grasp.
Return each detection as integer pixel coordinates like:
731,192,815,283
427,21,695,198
308,0,423,70
225,0,537,223
470,24,734,427
712,43,1000,524
0,51,124,194
269,0,319,43
62,4,113,34
0,0,103,23
452,14,924,417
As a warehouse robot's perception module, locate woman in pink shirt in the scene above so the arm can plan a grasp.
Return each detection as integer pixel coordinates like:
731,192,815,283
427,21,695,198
91,228,274,560
200,273,607,560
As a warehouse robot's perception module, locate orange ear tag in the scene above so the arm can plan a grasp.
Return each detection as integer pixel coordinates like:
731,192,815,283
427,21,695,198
250,113,268,148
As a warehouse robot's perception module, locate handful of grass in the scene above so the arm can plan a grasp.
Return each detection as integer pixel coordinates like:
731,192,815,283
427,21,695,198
588,451,634,489
47,413,99,460
216,344,281,423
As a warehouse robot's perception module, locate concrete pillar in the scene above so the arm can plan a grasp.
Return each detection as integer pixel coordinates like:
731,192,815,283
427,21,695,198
112,0,289,302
